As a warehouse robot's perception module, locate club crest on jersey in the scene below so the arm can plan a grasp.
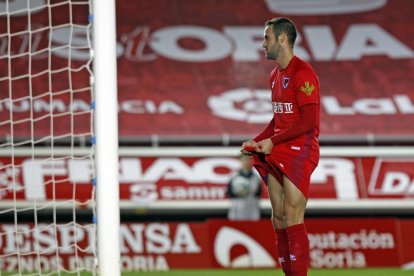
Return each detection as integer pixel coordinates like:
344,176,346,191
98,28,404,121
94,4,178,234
283,77,289,89
300,81,315,96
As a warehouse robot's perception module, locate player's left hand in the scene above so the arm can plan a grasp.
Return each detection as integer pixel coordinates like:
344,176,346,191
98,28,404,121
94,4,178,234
256,138,273,155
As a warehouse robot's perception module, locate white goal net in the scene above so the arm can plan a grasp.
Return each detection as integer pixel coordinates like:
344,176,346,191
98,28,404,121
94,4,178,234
0,0,96,275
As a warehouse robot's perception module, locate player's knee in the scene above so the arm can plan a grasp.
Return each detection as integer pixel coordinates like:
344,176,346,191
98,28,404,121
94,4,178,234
272,206,284,220
284,194,307,213
271,216,276,228
271,213,284,228
283,206,305,226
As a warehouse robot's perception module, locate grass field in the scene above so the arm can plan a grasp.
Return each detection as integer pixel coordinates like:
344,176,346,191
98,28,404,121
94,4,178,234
4,269,412,275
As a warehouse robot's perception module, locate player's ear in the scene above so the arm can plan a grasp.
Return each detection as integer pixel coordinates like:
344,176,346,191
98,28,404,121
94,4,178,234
278,34,287,45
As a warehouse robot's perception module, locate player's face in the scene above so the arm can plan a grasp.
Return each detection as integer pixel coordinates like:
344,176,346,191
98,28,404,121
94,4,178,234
262,26,280,60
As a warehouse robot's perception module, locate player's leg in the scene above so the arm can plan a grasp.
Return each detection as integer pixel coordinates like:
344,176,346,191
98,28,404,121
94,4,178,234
283,175,307,226
267,173,292,276
283,176,309,276
267,173,285,228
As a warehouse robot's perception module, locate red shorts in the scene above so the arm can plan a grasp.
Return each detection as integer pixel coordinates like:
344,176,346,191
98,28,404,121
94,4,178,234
253,143,318,198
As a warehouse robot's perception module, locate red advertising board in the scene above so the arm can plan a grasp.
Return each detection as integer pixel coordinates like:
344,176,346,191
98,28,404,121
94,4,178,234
207,220,278,268
1,0,413,142
0,222,210,272
1,154,413,202
1,219,413,272
399,220,414,269
209,219,412,269
363,158,414,198
306,219,399,268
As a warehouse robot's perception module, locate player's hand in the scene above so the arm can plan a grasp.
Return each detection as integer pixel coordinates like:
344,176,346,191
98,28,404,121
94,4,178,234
241,140,258,155
256,138,273,155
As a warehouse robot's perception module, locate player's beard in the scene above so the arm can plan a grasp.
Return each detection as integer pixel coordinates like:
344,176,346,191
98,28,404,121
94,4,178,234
266,44,279,60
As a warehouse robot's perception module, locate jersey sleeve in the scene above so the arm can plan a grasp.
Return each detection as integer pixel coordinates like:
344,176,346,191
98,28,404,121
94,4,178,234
270,104,318,144
294,68,319,107
253,118,275,142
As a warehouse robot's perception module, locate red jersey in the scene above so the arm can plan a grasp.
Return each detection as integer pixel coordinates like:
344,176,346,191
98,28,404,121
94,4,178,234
255,55,320,164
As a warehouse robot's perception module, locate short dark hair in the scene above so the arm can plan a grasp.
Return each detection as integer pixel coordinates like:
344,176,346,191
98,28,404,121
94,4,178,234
265,18,297,48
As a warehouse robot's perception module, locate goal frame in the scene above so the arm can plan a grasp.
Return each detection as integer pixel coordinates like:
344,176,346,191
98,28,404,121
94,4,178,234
92,0,121,275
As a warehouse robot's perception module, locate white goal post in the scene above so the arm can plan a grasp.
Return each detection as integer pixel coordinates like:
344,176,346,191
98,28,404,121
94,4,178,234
92,0,121,275
0,0,120,275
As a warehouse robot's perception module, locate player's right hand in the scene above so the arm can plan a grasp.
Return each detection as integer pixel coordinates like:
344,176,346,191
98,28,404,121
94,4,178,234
241,140,258,155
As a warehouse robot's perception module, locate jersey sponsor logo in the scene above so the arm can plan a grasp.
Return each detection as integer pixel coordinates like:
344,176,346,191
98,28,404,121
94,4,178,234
272,102,293,114
300,81,315,96
283,77,289,89
214,226,276,268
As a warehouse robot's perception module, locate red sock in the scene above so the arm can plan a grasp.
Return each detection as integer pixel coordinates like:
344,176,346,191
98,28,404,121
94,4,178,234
275,228,292,276
286,223,310,276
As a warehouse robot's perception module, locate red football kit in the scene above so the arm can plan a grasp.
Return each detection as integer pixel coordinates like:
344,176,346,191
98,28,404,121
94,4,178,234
252,55,320,198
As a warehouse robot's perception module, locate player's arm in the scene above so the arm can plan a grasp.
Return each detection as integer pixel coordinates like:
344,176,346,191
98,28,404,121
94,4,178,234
253,118,275,142
241,118,274,154
256,104,318,154
270,103,318,144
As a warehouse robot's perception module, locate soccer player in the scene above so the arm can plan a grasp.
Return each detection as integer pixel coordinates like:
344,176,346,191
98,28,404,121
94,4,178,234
241,18,320,276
